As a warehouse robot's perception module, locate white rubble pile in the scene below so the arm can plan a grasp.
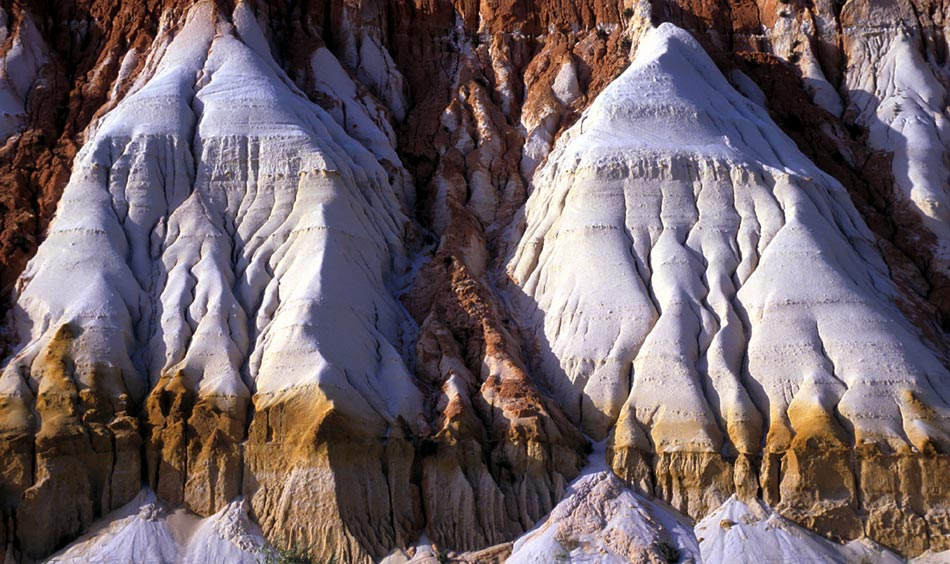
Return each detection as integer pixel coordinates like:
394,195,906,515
47,490,266,564
507,443,701,564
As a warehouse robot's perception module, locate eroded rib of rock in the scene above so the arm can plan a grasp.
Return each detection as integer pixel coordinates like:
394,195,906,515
840,0,950,327
0,9,46,144
507,22,950,553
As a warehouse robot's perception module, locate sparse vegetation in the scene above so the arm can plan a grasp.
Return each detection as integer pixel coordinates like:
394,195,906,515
623,7,635,19
436,549,451,564
257,538,332,564
655,541,680,563
596,27,609,41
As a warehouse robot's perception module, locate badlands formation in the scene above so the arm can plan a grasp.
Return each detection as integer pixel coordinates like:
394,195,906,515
0,0,949,563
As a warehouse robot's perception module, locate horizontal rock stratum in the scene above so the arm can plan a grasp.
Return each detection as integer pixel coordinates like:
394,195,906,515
0,0,949,563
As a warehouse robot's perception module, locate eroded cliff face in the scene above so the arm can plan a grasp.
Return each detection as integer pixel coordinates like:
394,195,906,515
0,0,949,562
510,21,950,555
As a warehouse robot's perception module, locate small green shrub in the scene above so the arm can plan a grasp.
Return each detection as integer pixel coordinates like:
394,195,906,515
623,7,635,19
596,27,609,41
258,538,333,564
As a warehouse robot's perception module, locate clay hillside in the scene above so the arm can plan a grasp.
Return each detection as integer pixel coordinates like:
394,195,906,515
0,0,948,562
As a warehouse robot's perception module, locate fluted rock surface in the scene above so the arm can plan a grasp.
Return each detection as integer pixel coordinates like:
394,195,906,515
0,0,950,562
1,2,423,561
508,22,950,553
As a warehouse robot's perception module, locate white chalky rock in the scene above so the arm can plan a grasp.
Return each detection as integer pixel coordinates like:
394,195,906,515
507,23,950,458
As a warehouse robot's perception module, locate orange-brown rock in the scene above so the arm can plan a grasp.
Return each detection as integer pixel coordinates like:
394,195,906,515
244,388,422,563
0,324,141,559
144,370,245,516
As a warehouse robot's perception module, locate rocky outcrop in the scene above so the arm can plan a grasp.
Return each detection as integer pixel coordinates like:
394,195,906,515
696,495,907,564
0,0,183,337
0,2,422,561
507,22,950,556
1,0,950,562
0,1,603,561
4,323,142,558
652,0,950,342
507,451,701,564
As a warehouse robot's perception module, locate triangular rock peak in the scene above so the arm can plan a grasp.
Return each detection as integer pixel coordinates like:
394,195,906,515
508,19,950,548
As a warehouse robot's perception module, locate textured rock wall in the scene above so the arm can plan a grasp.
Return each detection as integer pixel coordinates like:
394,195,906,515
507,24,950,556
0,0,949,562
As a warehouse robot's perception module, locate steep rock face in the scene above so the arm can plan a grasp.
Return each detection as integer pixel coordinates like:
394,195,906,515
838,0,950,331
0,2,424,561
2,0,950,562
0,1,605,561
0,9,45,143
0,0,188,332
654,0,950,341
507,23,950,554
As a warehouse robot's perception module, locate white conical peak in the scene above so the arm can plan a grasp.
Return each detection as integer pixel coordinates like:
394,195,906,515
507,22,950,455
